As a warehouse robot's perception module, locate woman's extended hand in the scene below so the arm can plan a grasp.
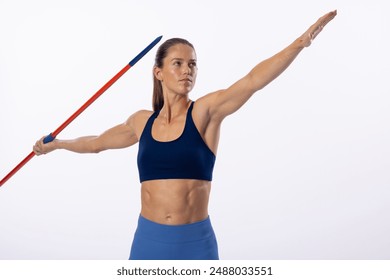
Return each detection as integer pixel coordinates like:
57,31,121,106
33,137,57,156
299,10,337,48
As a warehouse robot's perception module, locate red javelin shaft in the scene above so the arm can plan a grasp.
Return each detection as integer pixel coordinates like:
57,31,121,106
1,35,162,187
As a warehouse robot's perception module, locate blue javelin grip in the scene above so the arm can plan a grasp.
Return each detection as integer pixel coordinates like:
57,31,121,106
43,133,56,144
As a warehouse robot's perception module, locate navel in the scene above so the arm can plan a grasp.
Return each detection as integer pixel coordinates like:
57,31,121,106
165,213,172,222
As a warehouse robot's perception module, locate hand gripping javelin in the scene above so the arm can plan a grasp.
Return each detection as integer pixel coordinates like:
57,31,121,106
1,35,163,187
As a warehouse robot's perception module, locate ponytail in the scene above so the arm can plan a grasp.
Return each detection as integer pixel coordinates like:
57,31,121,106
152,74,164,111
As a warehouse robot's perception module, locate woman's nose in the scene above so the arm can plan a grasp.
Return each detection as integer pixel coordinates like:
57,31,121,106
183,64,191,75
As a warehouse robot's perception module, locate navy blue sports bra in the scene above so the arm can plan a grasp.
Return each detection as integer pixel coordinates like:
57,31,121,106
137,102,216,182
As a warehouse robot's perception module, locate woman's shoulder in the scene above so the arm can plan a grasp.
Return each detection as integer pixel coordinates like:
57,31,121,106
126,109,154,125
125,109,154,135
133,109,154,119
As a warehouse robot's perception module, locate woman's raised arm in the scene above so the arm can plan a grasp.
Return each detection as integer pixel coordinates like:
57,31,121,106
202,10,337,121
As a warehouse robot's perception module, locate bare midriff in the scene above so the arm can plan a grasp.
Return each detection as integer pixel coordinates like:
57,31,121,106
140,179,211,225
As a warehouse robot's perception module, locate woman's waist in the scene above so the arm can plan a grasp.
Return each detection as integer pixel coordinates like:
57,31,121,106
134,214,215,243
140,207,209,225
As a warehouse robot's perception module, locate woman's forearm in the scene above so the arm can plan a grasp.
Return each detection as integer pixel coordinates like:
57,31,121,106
248,10,337,92
33,135,100,156
248,39,304,92
34,117,138,156
54,136,100,153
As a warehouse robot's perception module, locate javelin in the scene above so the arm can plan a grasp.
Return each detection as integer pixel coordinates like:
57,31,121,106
0,35,163,187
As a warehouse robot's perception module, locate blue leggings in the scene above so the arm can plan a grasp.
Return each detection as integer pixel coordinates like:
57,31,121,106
129,215,219,260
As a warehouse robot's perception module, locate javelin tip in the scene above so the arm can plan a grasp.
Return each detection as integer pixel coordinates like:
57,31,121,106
152,35,163,46
129,35,163,66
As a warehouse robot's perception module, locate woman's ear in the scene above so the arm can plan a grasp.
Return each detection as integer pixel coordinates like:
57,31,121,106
153,66,163,81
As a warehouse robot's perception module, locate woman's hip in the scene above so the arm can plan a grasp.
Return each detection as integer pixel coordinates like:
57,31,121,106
129,214,219,260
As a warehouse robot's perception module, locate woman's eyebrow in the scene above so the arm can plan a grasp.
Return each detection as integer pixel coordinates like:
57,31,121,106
170,58,197,62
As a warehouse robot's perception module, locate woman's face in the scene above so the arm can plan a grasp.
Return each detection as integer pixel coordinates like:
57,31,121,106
155,43,197,96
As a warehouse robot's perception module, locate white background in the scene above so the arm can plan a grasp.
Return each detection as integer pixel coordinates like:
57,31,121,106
0,0,389,260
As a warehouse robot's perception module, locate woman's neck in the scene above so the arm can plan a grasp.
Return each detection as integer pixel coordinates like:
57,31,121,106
159,95,191,123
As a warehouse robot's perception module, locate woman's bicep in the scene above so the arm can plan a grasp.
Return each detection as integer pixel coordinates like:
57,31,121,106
94,121,137,152
201,74,256,121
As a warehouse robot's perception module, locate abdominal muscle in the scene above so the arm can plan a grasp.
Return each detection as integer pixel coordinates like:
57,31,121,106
140,179,211,225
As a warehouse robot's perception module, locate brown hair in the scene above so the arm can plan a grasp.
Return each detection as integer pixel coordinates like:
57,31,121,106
152,38,195,111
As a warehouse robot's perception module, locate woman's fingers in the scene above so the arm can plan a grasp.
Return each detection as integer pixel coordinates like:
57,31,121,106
33,137,46,156
309,10,337,42
300,10,337,47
